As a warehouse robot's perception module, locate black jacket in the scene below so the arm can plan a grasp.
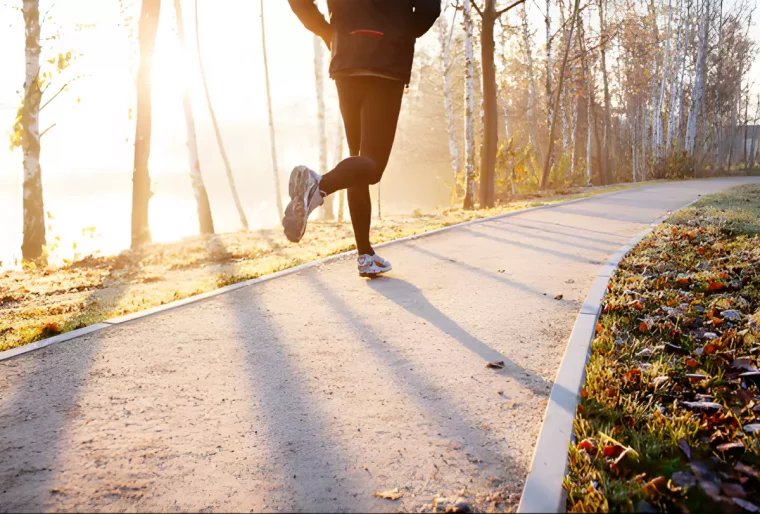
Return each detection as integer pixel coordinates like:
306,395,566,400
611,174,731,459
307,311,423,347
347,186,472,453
288,0,441,84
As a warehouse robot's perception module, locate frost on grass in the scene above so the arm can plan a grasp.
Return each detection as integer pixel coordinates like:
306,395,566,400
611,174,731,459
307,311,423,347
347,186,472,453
565,184,760,513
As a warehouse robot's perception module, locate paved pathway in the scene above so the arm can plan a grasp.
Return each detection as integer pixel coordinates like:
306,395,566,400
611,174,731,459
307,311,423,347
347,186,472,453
2,178,758,513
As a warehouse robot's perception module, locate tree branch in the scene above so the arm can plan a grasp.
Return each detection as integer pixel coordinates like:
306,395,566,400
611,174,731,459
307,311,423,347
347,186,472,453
40,75,83,111
40,123,57,138
497,0,528,17
471,0,484,18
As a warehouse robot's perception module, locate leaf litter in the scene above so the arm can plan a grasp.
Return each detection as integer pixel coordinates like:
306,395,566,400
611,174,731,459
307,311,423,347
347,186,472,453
565,184,760,513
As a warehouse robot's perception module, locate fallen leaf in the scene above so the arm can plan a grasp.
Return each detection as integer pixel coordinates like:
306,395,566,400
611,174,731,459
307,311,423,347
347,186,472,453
708,282,726,292
722,482,747,498
603,445,624,459
686,358,698,368
373,489,403,501
485,361,505,369
578,438,598,454
678,438,692,460
637,348,653,358
704,344,716,355
683,401,725,412
554,294,564,300
642,476,666,498
733,499,760,513
670,470,697,489
639,321,648,332
716,441,745,451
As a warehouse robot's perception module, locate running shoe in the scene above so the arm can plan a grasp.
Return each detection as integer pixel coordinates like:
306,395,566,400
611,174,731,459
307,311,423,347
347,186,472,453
282,165,323,243
358,253,392,278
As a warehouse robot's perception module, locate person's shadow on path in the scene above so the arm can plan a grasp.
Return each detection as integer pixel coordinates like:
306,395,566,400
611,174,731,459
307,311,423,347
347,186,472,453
365,276,552,397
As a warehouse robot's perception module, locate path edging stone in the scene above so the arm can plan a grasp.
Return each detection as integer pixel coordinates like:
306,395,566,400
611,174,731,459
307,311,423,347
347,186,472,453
517,199,699,513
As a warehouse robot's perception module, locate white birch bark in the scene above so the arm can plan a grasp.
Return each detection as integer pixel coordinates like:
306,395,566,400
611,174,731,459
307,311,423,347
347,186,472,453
260,0,284,220
463,0,477,209
174,0,214,234
685,5,707,157
21,0,45,261
314,34,333,220
195,0,248,230
520,5,542,173
655,0,674,159
666,6,686,151
437,13,460,183
334,118,346,222
546,0,553,135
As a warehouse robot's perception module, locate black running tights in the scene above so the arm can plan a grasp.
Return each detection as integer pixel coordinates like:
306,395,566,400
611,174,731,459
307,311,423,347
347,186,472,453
318,76,405,256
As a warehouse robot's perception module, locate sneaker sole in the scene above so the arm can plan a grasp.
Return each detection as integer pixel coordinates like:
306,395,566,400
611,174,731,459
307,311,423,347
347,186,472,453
283,166,310,243
359,264,392,278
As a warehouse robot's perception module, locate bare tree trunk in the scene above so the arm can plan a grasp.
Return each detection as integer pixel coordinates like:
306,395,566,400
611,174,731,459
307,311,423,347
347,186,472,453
655,0,673,160
727,87,738,170
685,4,707,158
334,118,346,222
437,12,460,186
520,4,543,175
260,0,284,220
743,91,750,167
578,11,593,184
313,34,333,221
714,0,723,166
749,95,760,171
546,0,553,137
541,0,581,189
131,0,161,248
174,0,214,235
195,0,248,230
598,0,612,185
478,0,499,207
21,0,45,261
463,0,477,210
667,3,687,151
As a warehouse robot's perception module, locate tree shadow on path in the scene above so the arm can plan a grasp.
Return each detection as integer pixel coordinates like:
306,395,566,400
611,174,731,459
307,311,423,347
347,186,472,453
365,277,552,397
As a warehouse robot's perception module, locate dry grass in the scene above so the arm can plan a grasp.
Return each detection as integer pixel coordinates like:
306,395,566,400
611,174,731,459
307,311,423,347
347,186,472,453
0,183,643,352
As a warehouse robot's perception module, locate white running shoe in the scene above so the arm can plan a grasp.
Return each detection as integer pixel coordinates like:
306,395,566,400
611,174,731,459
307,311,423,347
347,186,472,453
358,253,392,278
282,165,324,243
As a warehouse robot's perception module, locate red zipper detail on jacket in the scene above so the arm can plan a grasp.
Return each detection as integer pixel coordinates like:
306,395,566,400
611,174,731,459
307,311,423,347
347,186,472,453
349,30,384,37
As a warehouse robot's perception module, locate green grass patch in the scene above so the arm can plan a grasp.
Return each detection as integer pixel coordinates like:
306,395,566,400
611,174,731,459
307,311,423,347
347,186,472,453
565,183,760,512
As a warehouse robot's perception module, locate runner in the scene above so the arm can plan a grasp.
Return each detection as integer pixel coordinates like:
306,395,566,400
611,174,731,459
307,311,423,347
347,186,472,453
285,0,441,277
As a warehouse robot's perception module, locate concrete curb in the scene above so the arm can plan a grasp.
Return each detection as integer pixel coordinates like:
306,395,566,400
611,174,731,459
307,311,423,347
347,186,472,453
517,198,700,513
0,185,651,363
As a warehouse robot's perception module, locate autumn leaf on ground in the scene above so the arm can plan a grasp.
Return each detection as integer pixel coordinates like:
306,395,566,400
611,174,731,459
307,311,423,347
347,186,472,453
555,293,564,300
373,488,403,500
486,361,505,369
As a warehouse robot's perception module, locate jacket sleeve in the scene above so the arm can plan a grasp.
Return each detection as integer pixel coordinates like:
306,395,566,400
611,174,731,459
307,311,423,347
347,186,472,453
411,0,441,38
287,0,331,41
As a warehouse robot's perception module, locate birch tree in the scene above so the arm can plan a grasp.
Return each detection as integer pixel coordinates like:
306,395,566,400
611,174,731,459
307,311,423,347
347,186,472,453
20,0,45,261
540,0,581,189
174,0,214,235
131,0,161,248
598,0,612,185
437,9,461,187
195,0,248,230
463,0,477,209
314,33,333,220
334,119,346,222
260,0,284,220
685,4,708,158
